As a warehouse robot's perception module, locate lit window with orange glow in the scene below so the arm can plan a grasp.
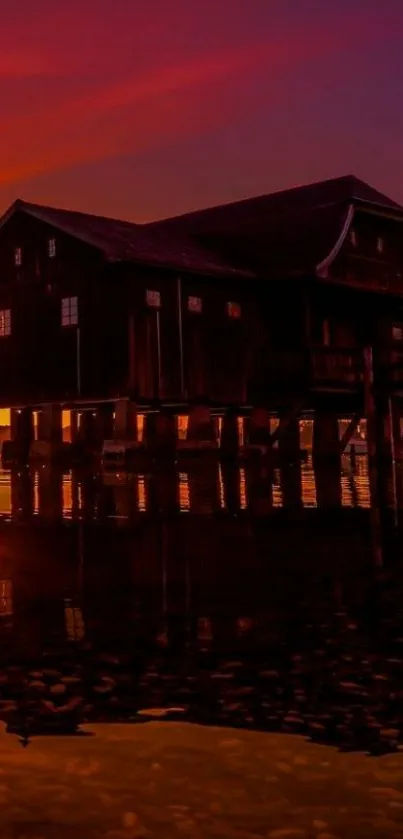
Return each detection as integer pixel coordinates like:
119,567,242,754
61,296,78,327
218,463,226,509
0,580,13,616
217,416,223,445
0,309,11,337
188,295,202,313
0,470,11,516
137,414,145,443
64,599,85,642
237,417,245,448
177,415,188,441
178,472,190,512
14,247,22,266
48,238,56,258
226,301,241,319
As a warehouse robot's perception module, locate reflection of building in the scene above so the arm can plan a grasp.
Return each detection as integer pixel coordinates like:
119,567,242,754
64,599,85,642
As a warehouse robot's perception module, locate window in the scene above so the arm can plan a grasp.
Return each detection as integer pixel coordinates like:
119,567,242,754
226,301,241,319
146,289,161,308
349,229,357,247
0,309,11,337
188,295,202,314
14,247,22,266
392,325,403,342
376,236,384,254
48,238,56,258
61,296,78,327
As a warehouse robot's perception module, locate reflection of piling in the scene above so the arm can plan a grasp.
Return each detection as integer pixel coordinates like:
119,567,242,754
312,413,342,508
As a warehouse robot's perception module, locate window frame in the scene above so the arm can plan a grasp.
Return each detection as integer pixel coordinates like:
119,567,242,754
61,296,78,327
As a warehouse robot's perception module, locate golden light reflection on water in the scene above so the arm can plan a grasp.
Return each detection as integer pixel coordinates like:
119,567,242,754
272,468,283,507
301,454,317,508
239,467,247,509
179,472,190,512
62,471,73,518
137,475,147,512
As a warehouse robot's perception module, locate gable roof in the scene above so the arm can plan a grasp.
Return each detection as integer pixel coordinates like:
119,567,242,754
1,175,402,282
150,175,403,236
0,199,251,280
148,174,403,278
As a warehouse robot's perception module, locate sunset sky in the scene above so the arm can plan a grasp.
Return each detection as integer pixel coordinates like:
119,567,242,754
1,0,402,222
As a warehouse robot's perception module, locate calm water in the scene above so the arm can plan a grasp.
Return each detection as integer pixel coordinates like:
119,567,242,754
1,453,403,754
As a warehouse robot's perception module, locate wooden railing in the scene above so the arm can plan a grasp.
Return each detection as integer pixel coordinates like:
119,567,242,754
252,347,363,395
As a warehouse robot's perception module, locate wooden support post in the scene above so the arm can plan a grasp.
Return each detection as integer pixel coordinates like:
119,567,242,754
95,403,114,445
187,405,216,446
363,346,383,567
114,399,138,440
270,401,304,449
313,412,341,508
248,408,271,451
145,411,176,455
220,412,239,456
10,407,33,461
279,416,302,507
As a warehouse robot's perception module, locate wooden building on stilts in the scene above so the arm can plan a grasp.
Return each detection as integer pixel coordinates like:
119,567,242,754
0,173,402,507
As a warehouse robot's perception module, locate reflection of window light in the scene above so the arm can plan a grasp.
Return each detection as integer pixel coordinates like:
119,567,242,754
177,415,188,441
33,471,40,515
218,463,225,509
0,309,11,337
349,229,357,247
272,468,283,507
239,467,247,509
14,247,22,266
62,472,73,518
301,454,317,508
179,472,190,512
0,580,13,616
217,416,223,445
64,601,85,641
237,417,245,448
198,616,213,642
137,475,146,511
137,414,145,443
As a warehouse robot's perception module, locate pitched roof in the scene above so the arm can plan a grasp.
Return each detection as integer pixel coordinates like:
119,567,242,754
0,199,251,279
2,175,402,281
149,174,403,278
150,175,403,236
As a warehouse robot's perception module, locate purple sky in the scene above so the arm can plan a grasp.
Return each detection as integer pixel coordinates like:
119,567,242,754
1,0,402,221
